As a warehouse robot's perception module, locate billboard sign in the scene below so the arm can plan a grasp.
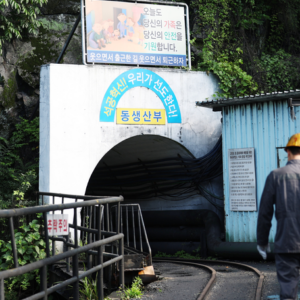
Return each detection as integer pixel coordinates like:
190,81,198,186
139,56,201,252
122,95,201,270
82,0,189,67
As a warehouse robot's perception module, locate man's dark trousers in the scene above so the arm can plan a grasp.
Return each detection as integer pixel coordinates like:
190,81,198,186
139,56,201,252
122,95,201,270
275,253,300,300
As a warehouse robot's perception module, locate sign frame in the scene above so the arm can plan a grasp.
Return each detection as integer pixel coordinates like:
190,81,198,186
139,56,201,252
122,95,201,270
228,147,257,212
80,0,191,69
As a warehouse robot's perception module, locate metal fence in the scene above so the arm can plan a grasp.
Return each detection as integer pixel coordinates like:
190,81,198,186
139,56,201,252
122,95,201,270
0,193,124,300
111,204,152,265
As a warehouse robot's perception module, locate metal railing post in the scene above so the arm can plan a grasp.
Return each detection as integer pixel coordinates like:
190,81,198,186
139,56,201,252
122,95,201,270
140,210,152,265
138,208,143,252
43,212,50,258
119,237,124,289
132,206,136,249
40,265,47,300
86,206,92,271
73,207,79,300
126,206,129,247
97,205,104,300
52,196,55,259
106,203,109,231
0,279,4,300
9,217,18,268
120,206,123,234
117,202,120,234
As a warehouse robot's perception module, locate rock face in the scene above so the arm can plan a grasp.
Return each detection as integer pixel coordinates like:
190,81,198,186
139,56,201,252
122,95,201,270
0,0,201,140
0,0,82,138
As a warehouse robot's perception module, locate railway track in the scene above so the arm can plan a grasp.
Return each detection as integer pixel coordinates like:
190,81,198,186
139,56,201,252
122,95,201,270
152,257,264,300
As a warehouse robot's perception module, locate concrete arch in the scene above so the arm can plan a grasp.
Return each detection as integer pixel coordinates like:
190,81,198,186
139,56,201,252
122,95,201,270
85,134,194,197
39,64,222,211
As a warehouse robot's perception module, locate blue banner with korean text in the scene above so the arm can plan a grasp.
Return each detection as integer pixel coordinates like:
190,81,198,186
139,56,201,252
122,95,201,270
87,51,186,66
99,68,181,123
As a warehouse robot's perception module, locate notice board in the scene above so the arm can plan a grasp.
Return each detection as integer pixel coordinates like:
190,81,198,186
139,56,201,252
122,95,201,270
83,0,189,67
228,148,257,211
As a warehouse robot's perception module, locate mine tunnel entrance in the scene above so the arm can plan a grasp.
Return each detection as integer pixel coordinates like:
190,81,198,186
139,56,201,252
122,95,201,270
85,135,224,255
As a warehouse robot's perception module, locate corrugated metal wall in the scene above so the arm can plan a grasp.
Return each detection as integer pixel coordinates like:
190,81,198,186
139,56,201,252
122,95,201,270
222,100,300,242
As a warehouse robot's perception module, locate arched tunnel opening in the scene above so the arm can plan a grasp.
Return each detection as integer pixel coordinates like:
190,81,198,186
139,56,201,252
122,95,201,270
85,135,224,255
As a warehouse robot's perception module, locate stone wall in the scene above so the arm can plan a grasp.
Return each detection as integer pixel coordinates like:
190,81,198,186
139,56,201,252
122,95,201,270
0,0,82,139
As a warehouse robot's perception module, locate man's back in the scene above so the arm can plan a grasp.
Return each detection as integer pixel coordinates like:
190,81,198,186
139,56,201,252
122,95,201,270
257,160,300,253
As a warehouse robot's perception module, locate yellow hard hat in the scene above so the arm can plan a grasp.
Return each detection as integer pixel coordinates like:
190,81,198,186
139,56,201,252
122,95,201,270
285,133,300,149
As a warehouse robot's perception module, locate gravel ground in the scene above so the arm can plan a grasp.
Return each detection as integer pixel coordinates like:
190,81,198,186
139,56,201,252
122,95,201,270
242,260,280,299
204,263,257,300
108,260,300,300
223,260,300,299
139,262,211,300
108,261,211,300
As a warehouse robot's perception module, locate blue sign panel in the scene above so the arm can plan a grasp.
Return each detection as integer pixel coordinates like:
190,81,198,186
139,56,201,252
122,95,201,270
88,51,186,67
100,68,181,123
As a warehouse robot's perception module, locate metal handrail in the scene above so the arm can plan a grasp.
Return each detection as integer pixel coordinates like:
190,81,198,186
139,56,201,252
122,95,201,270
36,191,110,201
0,234,123,279
0,197,123,217
0,193,124,300
111,204,152,265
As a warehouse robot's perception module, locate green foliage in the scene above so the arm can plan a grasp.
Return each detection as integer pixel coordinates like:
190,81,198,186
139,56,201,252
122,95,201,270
118,277,143,300
80,274,99,300
258,50,300,92
206,49,258,98
39,18,65,32
191,0,300,97
13,117,39,145
0,0,48,54
0,117,39,204
0,71,17,110
0,217,46,296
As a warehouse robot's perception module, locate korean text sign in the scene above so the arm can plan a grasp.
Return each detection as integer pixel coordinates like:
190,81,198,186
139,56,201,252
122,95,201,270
117,108,166,124
228,148,257,211
47,214,69,236
100,68,181,123
84,0,187,66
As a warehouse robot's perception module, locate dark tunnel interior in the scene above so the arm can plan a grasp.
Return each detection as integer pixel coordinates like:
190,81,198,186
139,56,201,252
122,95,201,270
85,135,224,254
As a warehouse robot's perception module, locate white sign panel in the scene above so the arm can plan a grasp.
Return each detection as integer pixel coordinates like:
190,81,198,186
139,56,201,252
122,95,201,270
47,214,69,236
84,0,187,66
228,148,257,211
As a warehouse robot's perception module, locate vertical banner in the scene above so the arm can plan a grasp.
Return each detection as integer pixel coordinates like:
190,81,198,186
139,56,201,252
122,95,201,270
84,0,187,66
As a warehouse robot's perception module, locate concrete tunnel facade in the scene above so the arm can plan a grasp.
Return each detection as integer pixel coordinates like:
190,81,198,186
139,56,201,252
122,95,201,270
39,64,223,253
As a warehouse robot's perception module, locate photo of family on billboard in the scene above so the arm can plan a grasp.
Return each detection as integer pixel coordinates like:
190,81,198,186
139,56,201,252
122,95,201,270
84,0,187,66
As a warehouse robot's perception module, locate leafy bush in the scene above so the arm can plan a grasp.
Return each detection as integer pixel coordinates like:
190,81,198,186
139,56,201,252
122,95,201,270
191,0,300,97
0,217,46,298
259,50,300,92
0,116,41,298
0,0,48,54
0,117,39,206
